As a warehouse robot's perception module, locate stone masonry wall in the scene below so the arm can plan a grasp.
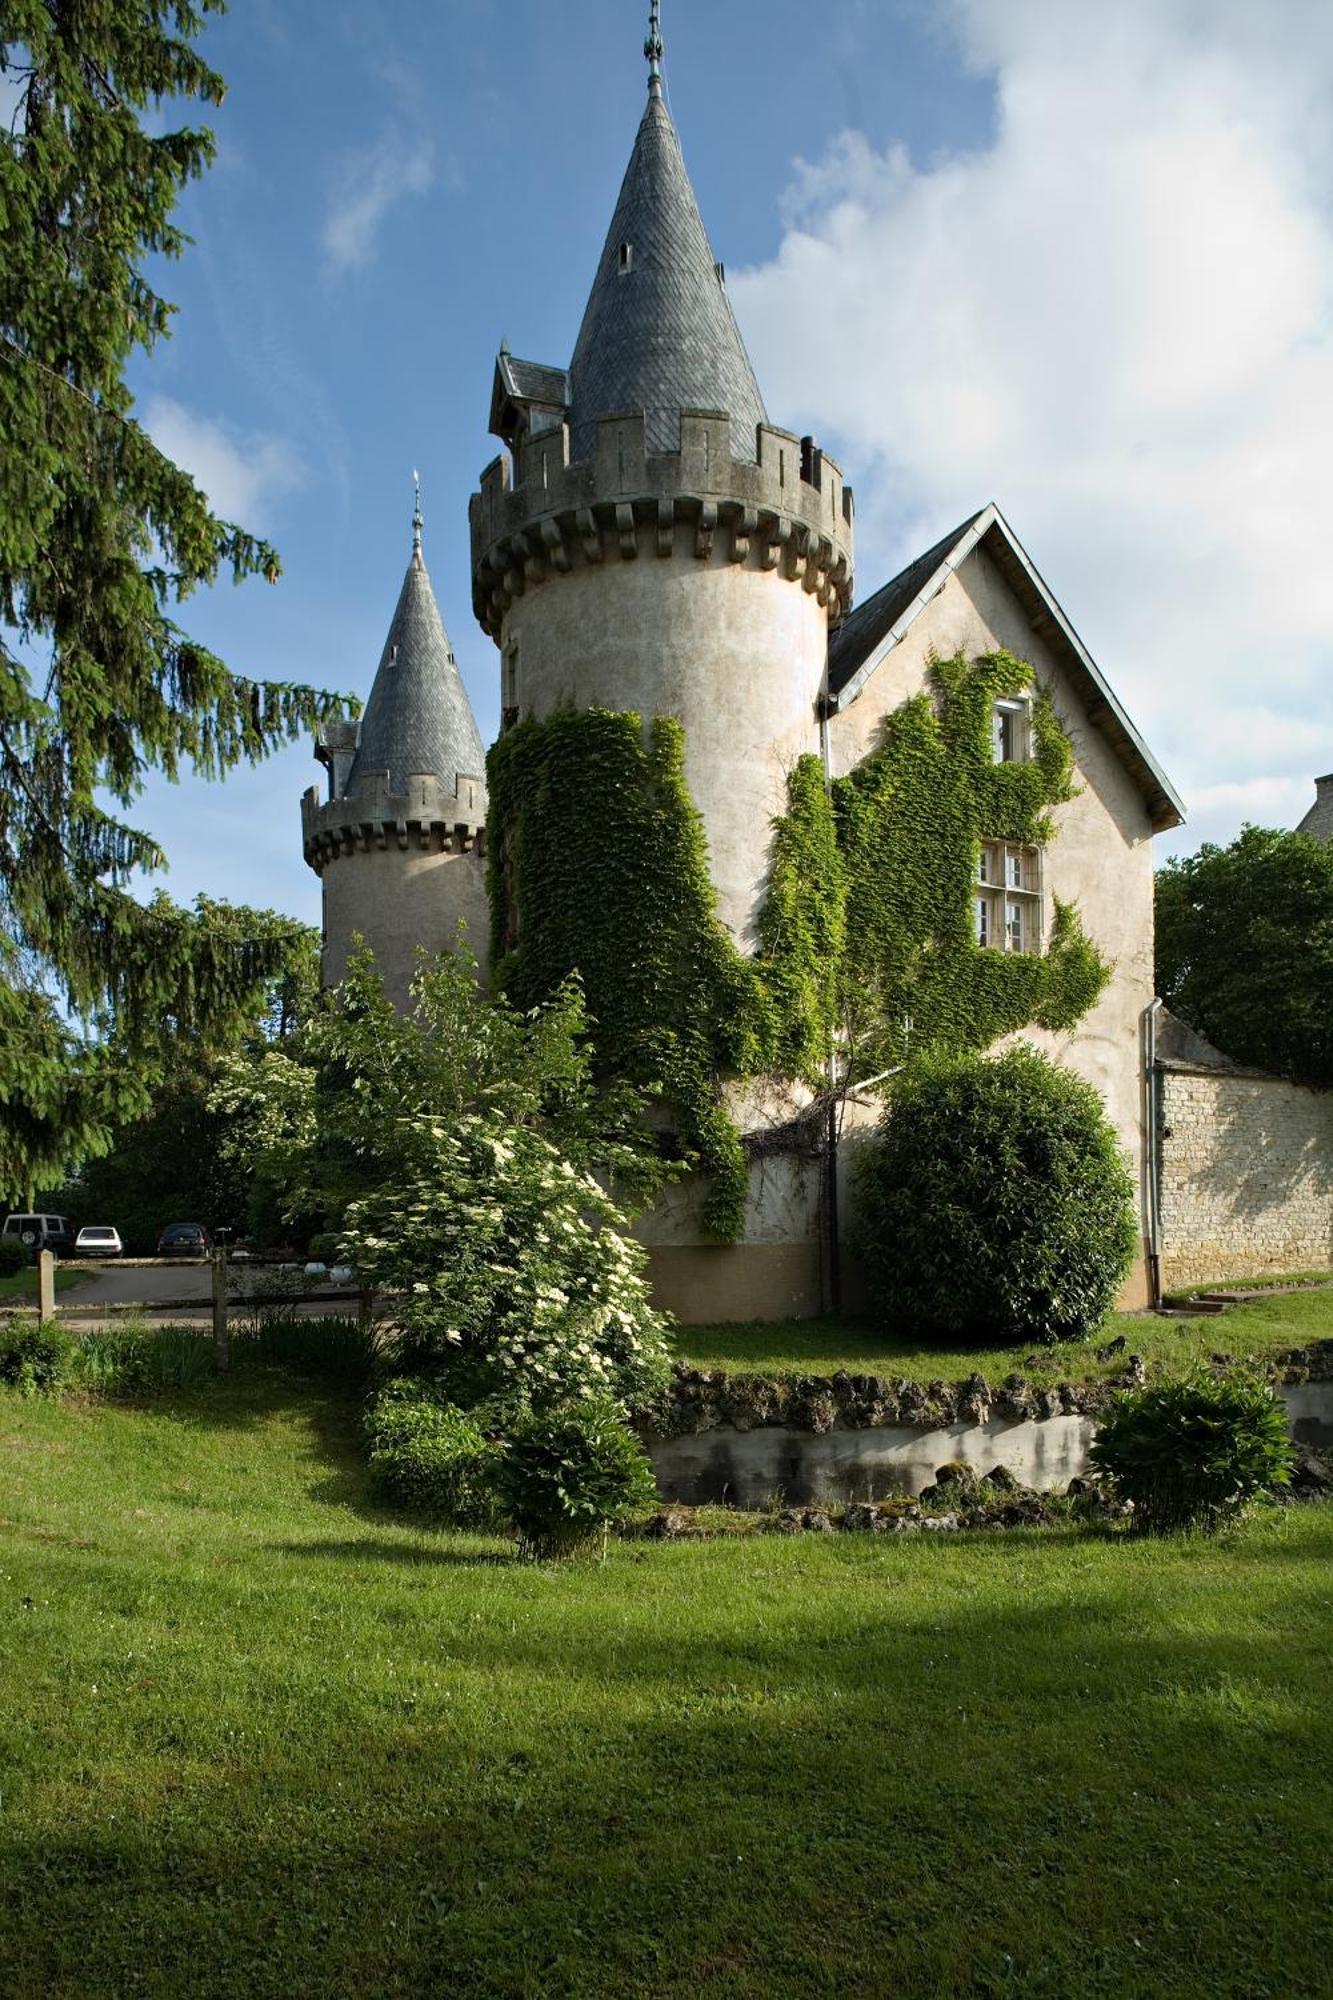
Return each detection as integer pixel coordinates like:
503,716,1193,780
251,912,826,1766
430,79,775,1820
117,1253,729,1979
1159,1067,1333,1288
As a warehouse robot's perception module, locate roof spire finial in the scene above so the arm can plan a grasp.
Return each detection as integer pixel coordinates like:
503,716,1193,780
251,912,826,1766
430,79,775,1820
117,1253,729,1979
645,0,663,100
411,469,423,566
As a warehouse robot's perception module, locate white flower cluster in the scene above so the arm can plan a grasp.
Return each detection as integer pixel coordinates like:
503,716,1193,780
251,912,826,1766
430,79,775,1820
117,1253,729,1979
342,1111,671,1412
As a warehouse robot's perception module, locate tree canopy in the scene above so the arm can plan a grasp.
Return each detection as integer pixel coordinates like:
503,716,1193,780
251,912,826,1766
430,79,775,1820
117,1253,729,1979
0,2,349,1194
1155,826,1333,1088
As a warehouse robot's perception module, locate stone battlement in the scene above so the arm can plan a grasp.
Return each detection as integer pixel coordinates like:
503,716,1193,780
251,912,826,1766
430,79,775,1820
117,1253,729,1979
470,409,855,641
302,771,487,875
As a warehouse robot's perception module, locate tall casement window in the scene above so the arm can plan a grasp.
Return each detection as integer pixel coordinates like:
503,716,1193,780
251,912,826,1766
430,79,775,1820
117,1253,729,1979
975,841,1043,953
992,696,1031,763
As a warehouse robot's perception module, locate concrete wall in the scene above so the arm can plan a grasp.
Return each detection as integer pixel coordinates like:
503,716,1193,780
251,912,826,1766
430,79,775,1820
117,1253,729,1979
649,1383,1333,1507
827,547,1158,1310
1159,1066,1333,1289
320,846,490,1007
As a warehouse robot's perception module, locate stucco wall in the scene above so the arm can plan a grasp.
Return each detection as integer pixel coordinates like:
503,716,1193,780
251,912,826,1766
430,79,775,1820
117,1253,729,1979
826,548,1157,1309
320,846,490,1006
502,530,828,951
1159,1067,1333,1288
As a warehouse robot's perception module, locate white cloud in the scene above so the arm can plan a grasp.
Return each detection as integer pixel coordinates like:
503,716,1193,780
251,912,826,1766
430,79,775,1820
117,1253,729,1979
141,396,302,528
322,129,434,273
731,0,1333,855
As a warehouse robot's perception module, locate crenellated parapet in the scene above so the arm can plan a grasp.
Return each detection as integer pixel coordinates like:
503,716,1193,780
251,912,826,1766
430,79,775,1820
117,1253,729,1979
302,770,487,876
470,409,855,641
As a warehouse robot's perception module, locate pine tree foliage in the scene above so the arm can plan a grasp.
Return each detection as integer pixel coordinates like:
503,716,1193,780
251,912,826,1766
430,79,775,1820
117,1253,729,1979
0,4,350,1189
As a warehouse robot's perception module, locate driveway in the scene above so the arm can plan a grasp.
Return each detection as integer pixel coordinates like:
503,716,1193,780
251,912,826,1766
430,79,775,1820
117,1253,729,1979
59,1262,215,1311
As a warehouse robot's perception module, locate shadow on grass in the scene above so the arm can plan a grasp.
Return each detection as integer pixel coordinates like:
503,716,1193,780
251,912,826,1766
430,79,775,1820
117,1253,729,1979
4,1518,1331,2000
268,1536,514,1569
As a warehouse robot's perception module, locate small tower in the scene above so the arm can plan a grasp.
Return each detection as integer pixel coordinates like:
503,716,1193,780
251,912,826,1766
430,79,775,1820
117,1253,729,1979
302,485,489,1002
470,7,853,948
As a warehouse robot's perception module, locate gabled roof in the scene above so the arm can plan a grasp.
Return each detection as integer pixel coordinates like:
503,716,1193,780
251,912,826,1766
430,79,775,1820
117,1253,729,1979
1297,776,1333,842
345,536,485,802
566,92,767,464
827,503,1185,833
488,350,570,441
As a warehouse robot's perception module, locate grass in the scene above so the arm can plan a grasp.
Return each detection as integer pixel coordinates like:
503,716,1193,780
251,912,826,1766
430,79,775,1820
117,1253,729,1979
0,1267,88,1303
1,1377,1330,1997
674,1288,1333,1384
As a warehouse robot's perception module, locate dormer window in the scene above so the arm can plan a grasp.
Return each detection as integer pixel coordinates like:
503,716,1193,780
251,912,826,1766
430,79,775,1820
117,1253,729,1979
992,697,1031,763
618,242,633,274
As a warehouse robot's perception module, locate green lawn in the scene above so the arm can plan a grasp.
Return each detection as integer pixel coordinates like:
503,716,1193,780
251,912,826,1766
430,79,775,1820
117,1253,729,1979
0,1266,88,1303
1,1378,1330,1996
674,1287,1333,1384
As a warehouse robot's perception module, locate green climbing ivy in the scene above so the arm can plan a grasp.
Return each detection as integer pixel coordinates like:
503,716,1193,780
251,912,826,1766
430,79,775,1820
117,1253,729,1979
757,754,846,1084
486,654,1110,1246
487,709,773,1241
833,650,1111,1076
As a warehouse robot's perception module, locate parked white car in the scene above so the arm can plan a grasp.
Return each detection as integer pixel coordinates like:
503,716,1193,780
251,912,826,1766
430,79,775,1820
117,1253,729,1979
73,1225,123,1258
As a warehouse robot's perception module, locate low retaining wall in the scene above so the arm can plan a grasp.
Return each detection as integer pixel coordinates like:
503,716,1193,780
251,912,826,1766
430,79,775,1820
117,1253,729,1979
646,1368,1333,1509
649,1414,1096,1508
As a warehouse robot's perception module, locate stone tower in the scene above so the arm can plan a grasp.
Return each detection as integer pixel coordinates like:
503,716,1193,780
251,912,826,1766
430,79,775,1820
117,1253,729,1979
302,490,489,1003
469,14,854,949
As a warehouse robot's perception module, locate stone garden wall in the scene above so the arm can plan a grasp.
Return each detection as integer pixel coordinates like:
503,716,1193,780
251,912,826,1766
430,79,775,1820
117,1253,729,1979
1159,1065,1333,1290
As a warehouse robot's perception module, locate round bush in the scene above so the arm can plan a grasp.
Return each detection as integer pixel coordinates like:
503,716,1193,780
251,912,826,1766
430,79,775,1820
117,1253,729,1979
0,1320,69,1395
853,1045,1137,1344
364,1379,502,1527
495,1397,658,1561
1090,1370,1292,1534
0,1235,28,1277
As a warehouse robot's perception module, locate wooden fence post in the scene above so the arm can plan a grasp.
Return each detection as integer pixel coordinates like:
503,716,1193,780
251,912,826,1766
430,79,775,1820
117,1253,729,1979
37,1249,56,1325
211,1247,230,1374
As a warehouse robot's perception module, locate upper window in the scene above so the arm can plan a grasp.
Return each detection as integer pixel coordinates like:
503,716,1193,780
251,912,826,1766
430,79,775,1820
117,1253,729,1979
618,242,633,274
992,698,1031,764
975,842,1042,954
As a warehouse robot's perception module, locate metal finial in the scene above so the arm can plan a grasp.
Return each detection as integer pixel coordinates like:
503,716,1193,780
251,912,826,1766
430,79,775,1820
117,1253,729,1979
645,0,663,98
412,469,423,563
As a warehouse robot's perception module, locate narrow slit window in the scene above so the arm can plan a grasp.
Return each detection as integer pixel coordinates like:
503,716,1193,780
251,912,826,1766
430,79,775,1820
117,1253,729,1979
618,242,633,274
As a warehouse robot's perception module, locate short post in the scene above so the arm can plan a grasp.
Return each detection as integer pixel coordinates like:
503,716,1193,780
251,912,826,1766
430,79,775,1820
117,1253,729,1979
36,1249,56,1325
211,1246,230,1374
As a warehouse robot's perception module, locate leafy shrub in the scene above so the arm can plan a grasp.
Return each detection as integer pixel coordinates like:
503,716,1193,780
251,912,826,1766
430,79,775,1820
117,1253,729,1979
0,1235,28,1277
494,1397,657,1560
67,1321,217,1396
364,1379,502,1526
345,1114,672,1415
0,1319,68,1395
1090,1369,1293,1534
853,1045,1137,1345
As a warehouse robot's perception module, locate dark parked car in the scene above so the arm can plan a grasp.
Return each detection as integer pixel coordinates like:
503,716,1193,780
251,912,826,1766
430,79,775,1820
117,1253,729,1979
2,1213,77,1260
157,1223,212,1258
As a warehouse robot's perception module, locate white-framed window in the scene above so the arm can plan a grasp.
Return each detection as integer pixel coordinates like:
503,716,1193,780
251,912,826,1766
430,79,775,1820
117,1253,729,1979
974,842,1043,953
992,697,1031,764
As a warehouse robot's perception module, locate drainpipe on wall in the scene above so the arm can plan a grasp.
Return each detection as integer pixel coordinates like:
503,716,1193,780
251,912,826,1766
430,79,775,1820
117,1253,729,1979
817,681,842,1314
1143,997,1164,1308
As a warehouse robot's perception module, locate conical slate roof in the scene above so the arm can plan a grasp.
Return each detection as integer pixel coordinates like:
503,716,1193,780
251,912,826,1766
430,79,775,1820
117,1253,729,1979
345,524,485,801
567,91,768,464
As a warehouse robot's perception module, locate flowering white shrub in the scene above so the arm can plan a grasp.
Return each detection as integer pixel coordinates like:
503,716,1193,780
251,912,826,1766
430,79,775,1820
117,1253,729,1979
342,1111,671,1414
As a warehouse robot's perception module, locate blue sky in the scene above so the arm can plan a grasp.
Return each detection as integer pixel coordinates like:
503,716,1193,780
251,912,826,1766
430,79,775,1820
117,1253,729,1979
84,0,1333,929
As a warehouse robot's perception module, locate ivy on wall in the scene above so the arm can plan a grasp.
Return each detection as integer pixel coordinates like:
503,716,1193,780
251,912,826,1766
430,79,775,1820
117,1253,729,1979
834,650,1110,1076
487,709,772,1242
486,652,1110,1246
756,755,846,1086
